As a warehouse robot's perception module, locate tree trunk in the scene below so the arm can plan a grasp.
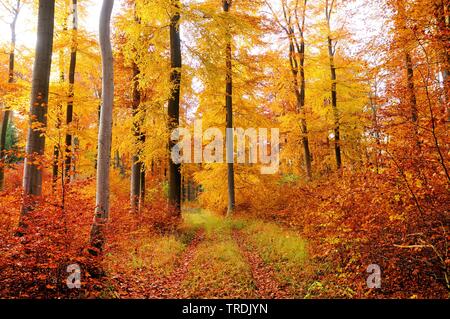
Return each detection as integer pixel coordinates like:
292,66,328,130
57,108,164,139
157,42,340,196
130,7,146,212
224,0,235,216
290,41,312,181
130,62,142,212
325,0,342,170
52,48,66,192
283,0,312,181
0,0,21,191
89,0,114,253
327,36,342,169
20,0,55,220
298,27,312,180
65,0,78,179
397,0,420,137
168,0,182,215
94,92,101,170
405,52,420,141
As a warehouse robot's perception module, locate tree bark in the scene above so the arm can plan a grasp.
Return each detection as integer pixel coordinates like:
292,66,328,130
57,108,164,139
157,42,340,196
396,0,420,137
297,0,312,180
328,36,342,169
224,0,235,215
293,44,312,179
405,52,419,129
326,0,342,170
65,0,78,178
52,50,65,192
168,0,182,215
20,0,55,220
0,0,21,191
275,0,312,180
130,62,142,212
89,0,114,253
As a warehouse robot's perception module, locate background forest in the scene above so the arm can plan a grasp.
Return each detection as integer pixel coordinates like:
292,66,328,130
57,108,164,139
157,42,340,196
0,0,448,299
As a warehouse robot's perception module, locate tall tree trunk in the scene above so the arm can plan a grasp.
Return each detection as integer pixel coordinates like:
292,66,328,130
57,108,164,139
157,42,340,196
224,0,235,215
130,62,142,212
20,0,55,220
168,0,182,215
278,0,312,180
297,8,312,180
405,52,419,130
130,7,146,212
52,50,65,191
326,0,342,170
327,36,342,170
90,0,114,253
65,0,78,178
396,0,420,137
0,0,21,191
291,47,312,180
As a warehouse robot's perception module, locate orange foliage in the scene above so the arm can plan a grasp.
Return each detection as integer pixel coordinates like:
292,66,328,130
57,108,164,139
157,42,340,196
0,170,177,298
248,165,449,298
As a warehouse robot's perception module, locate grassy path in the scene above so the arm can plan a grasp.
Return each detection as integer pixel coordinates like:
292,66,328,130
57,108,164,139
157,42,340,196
232,229,290,298
159,229,205,298
104,209,310,299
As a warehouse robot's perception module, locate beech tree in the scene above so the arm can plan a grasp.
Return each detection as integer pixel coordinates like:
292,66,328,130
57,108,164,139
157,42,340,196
130,3,143,213
52,0,70,190
89,0,114,252
223,0,235,215
168,0,182,215
130,60,142,212
266,0,313,180
64,0,78,179
20,0,55,219
325,0,342,170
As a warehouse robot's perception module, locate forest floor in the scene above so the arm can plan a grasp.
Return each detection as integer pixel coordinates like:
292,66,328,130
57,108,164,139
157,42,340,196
101,209,314,299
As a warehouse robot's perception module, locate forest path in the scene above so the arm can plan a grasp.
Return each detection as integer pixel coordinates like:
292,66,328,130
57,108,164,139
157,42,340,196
107,209,309,298
150,227,205,298
232,229,290,298
107,227,205,299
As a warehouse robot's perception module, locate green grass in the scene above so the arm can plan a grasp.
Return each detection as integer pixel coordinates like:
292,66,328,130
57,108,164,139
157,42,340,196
181,210,256,298
236,218,309,297
104,209,311,298
180,239,256,298
127,235,187,276
184,209,234,240
240,220,308,265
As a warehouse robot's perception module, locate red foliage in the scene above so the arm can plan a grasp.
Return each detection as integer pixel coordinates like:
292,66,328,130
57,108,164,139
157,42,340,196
252,168,449,298
0,170,176,298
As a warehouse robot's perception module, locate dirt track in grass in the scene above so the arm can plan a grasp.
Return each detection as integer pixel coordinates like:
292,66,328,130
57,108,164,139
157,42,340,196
108,210,307,299
232,229,290,299
111,229,205,299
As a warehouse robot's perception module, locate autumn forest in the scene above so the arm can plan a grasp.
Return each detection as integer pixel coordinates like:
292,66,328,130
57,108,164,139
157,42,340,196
0,0,449,299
